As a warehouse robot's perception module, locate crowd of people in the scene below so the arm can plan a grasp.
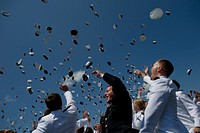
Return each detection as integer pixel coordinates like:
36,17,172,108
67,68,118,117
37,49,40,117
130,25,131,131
2,59,200,133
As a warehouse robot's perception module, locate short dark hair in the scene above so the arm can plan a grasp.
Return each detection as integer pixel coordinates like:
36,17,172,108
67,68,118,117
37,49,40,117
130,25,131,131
85,127,94,133
45,93,62,111
158,59,174,77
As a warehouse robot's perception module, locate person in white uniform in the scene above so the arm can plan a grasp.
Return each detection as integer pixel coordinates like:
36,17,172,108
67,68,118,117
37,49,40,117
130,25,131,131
32,84,77,133
193,91,200,110
132,98,145,130
76,110,91,132
134,59,188,133
172,80,200,133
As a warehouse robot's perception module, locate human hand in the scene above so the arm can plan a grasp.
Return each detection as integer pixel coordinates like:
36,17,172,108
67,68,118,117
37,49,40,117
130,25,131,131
60,84,68,92
134,69,146,77
92,70,104,78
138,88,143,94
137,87,143,98
143,66,149,76
32,120,37,130
194,126,200,133
190,89,193,94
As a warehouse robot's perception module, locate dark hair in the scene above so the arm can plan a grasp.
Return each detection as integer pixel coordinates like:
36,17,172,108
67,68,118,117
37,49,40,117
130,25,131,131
76,126,84,133
158,59,174,77
85,127,93,133
45,93,62,111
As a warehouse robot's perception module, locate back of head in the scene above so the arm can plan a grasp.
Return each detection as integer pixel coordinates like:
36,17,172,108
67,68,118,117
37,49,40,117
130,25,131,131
45,93,62,111
158,59,174,77
76,126,84,133
85,127,93,133
134,98,146,111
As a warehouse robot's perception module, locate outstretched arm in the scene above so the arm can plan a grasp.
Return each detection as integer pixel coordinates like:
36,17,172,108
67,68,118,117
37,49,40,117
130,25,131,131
60,84,77,113
92,70,128,97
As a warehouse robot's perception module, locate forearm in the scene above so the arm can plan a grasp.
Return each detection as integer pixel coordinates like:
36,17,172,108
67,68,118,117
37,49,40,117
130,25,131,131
64,91,77,113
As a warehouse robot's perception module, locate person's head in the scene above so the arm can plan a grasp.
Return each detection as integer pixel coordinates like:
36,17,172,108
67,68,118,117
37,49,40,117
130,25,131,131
104,86,115,105
133,98,146,112
85,127,93,133
151,59,174,79
94,123,102,132
45,93,62,111
82,110,89,118
76,126,84,133
1,129,14,133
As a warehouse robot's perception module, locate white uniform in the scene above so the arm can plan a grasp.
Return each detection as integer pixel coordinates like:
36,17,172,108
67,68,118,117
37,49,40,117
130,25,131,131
132,110,144,130
197,102,200,110
76,117,91,131
193,97,200,110
32,91,77,133
139,76,188,133
176,90,200,133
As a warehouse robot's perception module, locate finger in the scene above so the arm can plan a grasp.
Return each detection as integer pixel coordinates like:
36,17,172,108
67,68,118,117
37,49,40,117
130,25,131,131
92,71,97,74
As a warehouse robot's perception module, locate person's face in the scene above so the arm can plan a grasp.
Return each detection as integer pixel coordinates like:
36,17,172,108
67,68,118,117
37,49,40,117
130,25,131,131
104,86,115,104
133,101,140,111
94,123,102,131
151,61,160,79
83,110,89,118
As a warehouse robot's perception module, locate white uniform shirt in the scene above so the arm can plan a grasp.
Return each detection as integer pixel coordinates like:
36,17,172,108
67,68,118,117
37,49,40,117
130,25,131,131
193,97,200,110
76,117,91,131
132,110,144,130
32,91,77,133
139,76,188,133
197,102,200,110
176,90,200,133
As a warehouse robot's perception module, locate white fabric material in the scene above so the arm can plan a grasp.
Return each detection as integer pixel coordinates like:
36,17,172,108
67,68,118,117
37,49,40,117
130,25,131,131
176,91,200,133
193,97,200,110
139,76,188,133
76,117,91,131
132,110,144,130
32,91,77,133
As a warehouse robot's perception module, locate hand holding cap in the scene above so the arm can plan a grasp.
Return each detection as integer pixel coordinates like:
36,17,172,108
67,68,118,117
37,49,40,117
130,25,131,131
92,70,104,78
60,84,69,92
134,69,146,77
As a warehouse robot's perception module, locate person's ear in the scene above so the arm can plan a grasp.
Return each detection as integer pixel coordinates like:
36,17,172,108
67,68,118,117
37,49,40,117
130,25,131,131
157,66,162,73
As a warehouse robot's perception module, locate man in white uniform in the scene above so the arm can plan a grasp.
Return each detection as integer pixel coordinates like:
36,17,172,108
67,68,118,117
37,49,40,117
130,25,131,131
174,81,200,133
32,84,77,133
76,110,91,132
134,59,188,133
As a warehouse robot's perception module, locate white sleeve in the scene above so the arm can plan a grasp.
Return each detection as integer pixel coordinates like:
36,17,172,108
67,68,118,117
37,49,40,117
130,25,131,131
32,117,50,133
143,76,154,85
140,82,171,132
76,118,89,129
64,91,77,114
179,92,200,127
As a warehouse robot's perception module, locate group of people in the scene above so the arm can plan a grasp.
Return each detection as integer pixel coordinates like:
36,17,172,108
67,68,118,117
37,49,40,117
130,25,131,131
31,59,200,133
3,59,200,133
134,59,200,133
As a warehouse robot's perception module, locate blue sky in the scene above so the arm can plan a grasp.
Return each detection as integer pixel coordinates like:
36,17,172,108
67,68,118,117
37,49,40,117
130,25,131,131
0,0,200,132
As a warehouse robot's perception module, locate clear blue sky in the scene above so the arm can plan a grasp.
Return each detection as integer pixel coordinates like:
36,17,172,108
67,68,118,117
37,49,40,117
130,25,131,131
0,0,200,132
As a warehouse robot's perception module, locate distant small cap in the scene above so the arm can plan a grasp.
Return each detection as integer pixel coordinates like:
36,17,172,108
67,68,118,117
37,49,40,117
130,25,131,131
1,10,10,17
82,74,89,82
150,8,163,20
41,0,48,3
70,30,78,36
85,61,93,69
